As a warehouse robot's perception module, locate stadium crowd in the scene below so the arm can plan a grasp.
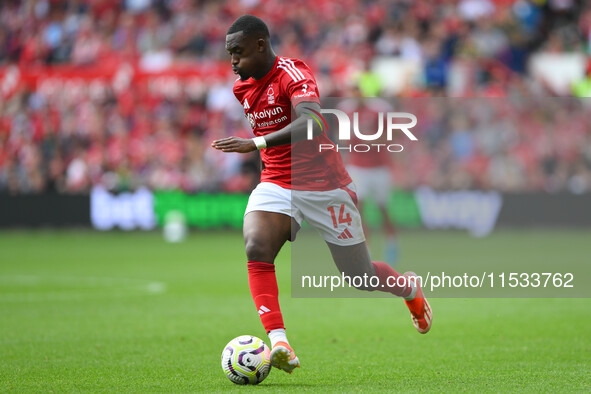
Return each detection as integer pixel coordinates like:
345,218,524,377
1,0,591,195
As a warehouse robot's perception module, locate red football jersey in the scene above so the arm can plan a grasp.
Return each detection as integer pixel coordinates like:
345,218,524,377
233,56,351,191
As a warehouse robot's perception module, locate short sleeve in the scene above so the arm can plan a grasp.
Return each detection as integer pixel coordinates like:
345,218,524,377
280,58,321,108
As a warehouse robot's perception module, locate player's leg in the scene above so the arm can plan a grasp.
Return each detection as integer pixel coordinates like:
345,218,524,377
244,210,291,264
326,241,408,296
243,182,295,336
326,241,432,333
243,201,301,373
296,185,409,295
296,185,431,333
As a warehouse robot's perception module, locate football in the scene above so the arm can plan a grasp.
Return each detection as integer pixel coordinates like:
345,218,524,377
221,335,271,385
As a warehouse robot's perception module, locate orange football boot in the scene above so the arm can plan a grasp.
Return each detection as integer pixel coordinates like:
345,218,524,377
403,272,432,334
270,341,300,373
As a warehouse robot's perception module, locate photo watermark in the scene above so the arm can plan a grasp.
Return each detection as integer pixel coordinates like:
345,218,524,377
290,97,591,298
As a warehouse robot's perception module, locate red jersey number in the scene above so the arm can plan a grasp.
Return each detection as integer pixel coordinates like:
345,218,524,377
327,204,352,228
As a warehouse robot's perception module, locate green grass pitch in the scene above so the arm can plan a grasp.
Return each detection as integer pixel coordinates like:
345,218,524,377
1,229,589,392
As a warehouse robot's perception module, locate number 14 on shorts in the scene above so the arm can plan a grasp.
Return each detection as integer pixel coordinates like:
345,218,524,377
327,204,352,228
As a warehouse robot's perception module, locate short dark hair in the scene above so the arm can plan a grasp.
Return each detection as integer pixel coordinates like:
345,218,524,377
227,15,269,38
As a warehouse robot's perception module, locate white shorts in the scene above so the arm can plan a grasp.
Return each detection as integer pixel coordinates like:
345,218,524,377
245,182,366,246
346,165,392,206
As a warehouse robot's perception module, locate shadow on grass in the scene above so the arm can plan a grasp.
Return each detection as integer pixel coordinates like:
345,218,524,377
253,382,317,389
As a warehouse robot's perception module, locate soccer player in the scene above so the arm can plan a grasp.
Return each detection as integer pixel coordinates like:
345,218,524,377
212,15,431,374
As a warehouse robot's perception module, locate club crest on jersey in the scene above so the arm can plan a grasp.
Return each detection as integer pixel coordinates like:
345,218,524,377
267,85,275,105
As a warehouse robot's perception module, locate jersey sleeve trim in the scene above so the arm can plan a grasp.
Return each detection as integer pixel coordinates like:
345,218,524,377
278,58,306,82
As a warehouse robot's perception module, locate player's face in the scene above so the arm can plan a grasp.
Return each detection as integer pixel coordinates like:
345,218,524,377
225,32,261,81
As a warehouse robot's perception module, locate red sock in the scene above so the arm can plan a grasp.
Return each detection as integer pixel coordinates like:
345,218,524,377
247,261,284,332
372,261,412,298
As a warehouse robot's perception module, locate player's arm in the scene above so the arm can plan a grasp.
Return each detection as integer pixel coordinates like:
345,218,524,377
211,101,323,153
261,101,323,146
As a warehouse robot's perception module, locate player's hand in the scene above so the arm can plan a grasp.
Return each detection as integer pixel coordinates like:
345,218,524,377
211,137,257,153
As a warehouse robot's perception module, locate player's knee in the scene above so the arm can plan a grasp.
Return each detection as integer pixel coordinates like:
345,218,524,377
244,238,274,263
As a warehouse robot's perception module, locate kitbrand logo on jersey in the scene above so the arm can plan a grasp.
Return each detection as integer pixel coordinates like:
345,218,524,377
304,107,418,153
293,83,317,99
